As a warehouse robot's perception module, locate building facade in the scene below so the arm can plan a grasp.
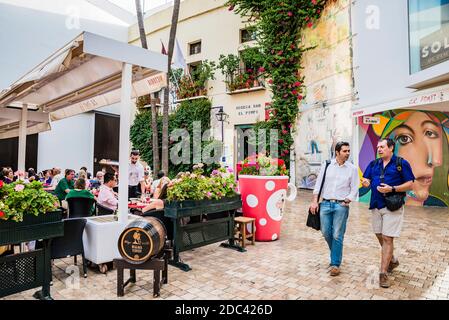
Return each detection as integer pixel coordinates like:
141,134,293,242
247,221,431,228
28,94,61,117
128,0,355,184
352,0,449,207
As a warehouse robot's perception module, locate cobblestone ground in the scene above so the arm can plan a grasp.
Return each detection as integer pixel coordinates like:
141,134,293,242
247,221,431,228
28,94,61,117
3,191,449,300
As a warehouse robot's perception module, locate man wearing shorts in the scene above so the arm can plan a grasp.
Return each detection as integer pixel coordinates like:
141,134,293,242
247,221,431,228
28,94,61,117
362,138,414,288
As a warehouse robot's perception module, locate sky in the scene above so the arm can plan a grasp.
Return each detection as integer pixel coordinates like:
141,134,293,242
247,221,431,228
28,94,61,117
108,0,172,15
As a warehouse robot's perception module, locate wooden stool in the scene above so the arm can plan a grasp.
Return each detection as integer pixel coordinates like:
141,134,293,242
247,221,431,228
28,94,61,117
114,249,171,298
234,217,256,248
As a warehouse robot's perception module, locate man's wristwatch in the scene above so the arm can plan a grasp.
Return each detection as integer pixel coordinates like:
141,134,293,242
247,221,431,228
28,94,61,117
392,186,396,193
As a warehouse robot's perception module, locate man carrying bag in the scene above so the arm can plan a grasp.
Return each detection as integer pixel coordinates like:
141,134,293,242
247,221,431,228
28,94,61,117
308,142,359,277
362,138,414,288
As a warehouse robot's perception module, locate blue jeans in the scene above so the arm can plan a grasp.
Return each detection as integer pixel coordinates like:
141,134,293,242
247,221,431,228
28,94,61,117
319,201,349,267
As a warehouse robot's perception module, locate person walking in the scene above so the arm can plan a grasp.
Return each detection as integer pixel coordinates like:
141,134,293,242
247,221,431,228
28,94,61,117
309,141,359,276
362,138,414,288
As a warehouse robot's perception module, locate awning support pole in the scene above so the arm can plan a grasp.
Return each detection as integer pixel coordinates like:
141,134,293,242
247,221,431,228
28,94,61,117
118,63,132,224
18,103,27,172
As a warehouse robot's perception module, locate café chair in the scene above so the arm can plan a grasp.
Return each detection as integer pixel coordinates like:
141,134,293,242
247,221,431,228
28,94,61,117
50,218,88,278
67,197,96,218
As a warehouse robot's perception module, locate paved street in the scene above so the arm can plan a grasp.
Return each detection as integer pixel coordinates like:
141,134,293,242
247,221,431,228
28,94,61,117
3,191,449,300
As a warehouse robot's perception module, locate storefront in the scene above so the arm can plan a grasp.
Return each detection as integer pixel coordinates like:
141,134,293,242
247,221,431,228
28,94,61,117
354,86,449,207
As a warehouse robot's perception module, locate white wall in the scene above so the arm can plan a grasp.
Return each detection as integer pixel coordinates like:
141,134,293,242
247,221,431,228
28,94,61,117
351,0,413,109
0,0,128,89
37,113,95,173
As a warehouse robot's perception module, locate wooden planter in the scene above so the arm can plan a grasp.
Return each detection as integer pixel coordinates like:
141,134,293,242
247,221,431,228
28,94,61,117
163,195,243,271
0,211,63,299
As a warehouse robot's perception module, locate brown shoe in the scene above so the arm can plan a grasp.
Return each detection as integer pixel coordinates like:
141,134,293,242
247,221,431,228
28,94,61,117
388,259,399,272
379,273,391,288
330,267,340,276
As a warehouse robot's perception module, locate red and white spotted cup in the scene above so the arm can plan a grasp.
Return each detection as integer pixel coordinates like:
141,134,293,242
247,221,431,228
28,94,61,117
238,175,297,241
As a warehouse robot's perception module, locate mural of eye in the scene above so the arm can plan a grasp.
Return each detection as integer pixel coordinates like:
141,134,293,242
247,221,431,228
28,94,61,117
424,130,439,139
397,134,413,145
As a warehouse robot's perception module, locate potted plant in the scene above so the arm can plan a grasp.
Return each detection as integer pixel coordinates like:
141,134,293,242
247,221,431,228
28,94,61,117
238,153,296,241
164,164,243,271
0,180,62,299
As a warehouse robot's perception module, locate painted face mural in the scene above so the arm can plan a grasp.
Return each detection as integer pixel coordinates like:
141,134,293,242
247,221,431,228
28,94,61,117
359,110,449,207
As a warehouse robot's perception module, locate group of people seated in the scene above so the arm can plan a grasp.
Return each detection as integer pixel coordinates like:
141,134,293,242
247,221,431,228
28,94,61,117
1,162,171,217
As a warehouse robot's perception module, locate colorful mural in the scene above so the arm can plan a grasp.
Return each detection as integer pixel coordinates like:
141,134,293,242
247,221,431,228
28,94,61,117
358,110,449,207
295,0,353,189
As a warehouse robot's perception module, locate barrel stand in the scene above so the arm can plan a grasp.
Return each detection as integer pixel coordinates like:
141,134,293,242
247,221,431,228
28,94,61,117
114,249,172,298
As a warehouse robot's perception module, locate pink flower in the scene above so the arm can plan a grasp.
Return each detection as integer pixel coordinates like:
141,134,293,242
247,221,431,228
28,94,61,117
282,130,288,135
268,79,273,84
228,5,235,11
278,139,284,144
227,168,234,173
307,22,314,28
258,67,265,73
287,11,293,17
15,184,25,192
277,50,283,56
294,81,301,87
312,0,317,4
207,192,212,198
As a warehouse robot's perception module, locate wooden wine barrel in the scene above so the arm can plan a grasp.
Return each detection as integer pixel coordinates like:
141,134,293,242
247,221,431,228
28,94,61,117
118,217,167,264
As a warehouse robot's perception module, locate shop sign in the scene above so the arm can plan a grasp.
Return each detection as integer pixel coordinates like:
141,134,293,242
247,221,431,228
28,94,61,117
363,116,380,124
145,73,167,93
420,24,449,70
236,103,261,117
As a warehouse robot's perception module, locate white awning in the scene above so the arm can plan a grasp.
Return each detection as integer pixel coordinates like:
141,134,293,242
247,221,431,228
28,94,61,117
0,31,167,138
352,83,449,117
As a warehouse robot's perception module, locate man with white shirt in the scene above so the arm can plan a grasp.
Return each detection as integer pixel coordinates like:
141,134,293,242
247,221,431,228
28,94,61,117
309,141,359,276
128,150,145,199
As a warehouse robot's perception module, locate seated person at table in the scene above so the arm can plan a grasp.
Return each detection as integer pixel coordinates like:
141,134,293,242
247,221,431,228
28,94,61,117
90,171,104,189
97,173,118,212
1,168,14,184
150,170,165,196
54,169,75,202
46,168,63,191
77,169,91,189
42,169,53,185
141,177,170,214
27,168,38,182
65,178,95,215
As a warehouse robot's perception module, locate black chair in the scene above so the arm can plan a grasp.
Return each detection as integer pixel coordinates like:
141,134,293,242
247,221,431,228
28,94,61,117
97,203,115,216
67,197,95,218
50,218,88,278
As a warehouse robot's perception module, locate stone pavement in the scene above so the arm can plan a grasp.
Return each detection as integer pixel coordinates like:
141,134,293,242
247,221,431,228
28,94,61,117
3,191,449,300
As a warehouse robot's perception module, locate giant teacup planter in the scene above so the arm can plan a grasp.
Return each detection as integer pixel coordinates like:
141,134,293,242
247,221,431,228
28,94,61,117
238,175,296,241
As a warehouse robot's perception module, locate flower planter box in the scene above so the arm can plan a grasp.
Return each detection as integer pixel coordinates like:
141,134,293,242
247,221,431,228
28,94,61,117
163,195,243,271
0,210,63,299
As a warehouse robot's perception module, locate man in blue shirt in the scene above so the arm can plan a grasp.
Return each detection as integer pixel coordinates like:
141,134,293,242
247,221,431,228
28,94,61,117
362,138,414,288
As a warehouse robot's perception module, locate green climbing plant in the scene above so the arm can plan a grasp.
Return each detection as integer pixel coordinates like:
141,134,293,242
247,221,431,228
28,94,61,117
227,0,330,165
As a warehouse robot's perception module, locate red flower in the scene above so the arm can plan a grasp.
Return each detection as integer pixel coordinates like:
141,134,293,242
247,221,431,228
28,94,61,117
290,44,296,49
297,95,303,100
294,81,301,87
282,130,288,135
284,149,290,154
258,67,265,73
317,9,321,14
292,90,298,95
268,79,273,84
228,5,235,11
243,163,249,168
308,22,314,28
287,11,293,17
0,211,5,219
277,50,283,56
312,0,317,4
0,180,3,188
278,139,284,144
305,16,310,21
278,159,285,166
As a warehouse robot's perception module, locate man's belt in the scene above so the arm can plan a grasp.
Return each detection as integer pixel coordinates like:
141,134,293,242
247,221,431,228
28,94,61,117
323,199,346,203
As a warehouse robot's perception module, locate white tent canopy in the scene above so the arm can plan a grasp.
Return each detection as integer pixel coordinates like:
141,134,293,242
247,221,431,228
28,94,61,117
0,31,167,227
0,31,167,139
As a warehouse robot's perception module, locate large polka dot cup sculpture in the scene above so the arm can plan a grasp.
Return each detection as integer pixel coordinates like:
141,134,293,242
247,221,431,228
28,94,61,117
239,175,297,241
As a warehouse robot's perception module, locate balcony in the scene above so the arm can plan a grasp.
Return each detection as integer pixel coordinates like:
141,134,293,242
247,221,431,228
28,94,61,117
225,68,266,95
